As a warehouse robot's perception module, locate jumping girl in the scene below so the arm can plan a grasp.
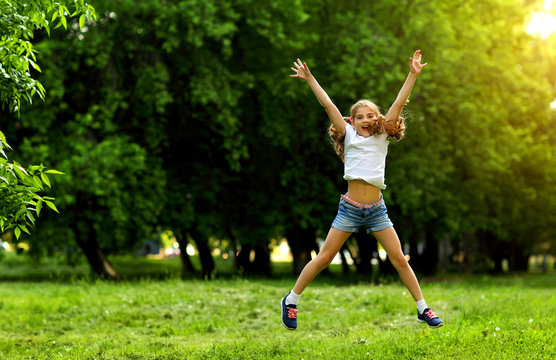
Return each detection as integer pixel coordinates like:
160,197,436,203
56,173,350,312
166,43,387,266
281,50,444,330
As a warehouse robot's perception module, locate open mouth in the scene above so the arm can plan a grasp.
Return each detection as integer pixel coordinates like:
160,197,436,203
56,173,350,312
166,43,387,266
361,123,381,134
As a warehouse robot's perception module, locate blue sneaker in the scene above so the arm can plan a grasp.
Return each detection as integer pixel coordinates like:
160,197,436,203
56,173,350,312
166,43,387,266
417,308,444,328
281,293,297,330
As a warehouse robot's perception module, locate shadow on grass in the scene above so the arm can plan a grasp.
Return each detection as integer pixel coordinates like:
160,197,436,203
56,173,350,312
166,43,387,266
420,271,556,289
0,252,554,288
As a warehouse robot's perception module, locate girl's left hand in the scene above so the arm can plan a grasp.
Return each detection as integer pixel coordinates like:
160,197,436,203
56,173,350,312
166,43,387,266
290,58,313,81
410,50,427,74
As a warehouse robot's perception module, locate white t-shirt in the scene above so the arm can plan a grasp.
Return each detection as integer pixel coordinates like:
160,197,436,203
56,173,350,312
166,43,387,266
343,124,388,189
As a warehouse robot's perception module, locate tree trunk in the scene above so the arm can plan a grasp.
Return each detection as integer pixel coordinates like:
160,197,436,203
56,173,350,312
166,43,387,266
508,241,529,272
237,243,252,273
74,224,118,280
379,255,397,275
235,243,272,276
438,233,452,273
421,226,439,276
285,224,317,276
354,228,373,275
477,230,505,273
176,231,195,274
339,244,350,275
188,226,214,278
225,225,239,269
408,229,423,274
252,244,272,276
491,249,504,273
195,239,214,278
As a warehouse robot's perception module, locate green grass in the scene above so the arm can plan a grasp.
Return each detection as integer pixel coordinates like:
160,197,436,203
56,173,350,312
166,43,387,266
0,265,554,359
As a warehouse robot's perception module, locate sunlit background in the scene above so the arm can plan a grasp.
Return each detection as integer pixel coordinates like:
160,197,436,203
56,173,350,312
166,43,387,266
526,0,556,38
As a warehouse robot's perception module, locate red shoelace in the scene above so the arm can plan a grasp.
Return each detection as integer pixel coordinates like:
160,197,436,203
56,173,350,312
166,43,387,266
424,309,437,318
287,307,297,319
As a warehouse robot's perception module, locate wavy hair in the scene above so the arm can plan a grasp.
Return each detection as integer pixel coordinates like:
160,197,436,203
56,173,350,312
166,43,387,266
329,99,405,161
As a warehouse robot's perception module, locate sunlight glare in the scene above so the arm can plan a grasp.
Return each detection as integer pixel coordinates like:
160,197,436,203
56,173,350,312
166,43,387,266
526,12,556,38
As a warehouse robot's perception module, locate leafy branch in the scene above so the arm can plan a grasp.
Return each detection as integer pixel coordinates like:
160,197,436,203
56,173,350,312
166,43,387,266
0,0,96,113
0,1,95,238
0,132,63,238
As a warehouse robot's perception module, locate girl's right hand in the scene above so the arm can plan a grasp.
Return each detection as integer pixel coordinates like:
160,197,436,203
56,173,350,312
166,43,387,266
409,50,427,75
290,58,312,81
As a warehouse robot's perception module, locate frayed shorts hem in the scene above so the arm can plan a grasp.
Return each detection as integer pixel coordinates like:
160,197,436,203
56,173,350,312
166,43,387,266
331,223,393,234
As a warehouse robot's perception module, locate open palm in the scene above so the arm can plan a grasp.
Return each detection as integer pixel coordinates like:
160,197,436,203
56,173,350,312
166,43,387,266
290,58,312,81
410,50,427,74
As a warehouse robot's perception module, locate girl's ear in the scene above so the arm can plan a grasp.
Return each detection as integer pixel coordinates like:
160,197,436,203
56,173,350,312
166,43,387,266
349,116,354,126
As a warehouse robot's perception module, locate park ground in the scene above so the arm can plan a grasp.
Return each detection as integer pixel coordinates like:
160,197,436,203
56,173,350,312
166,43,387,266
0,255,554,359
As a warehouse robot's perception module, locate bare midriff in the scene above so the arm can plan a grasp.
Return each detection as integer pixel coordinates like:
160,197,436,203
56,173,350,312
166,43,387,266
347,179,382,204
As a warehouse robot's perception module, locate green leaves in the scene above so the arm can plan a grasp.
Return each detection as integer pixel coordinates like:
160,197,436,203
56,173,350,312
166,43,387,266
0,147,63,238
4,0,554,273
0,1,92,240
44,169,64,175
0,0,96,113
388,0,556,254
0,131,11,160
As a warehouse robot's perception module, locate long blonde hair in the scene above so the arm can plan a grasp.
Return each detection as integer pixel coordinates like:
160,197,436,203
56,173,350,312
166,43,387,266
329,99,405,161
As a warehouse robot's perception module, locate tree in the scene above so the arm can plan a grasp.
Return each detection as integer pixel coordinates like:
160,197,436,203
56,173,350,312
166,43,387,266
391,0,556,272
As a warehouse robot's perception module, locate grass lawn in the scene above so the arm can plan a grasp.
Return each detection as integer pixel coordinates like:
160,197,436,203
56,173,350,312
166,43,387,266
0,256,554,359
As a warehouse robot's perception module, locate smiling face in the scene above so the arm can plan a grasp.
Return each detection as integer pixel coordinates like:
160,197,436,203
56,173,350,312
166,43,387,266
353,106,381,137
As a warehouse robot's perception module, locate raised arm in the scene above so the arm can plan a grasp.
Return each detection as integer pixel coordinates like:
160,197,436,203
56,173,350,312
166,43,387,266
385,50,427,125
290,59,346,133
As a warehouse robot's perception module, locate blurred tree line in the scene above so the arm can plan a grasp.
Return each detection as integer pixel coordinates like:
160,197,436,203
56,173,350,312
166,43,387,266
1,0,555,279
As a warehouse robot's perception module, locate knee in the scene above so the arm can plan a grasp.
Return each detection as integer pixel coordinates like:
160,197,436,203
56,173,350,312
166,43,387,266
389,253,409,270
314,252,335,269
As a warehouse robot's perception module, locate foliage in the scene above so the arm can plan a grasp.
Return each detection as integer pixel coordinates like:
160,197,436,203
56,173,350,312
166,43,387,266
0,136,61,239
4,0,311,268
2,0,555,275
0,0,95,113
395,0,556,258
0,1,95,240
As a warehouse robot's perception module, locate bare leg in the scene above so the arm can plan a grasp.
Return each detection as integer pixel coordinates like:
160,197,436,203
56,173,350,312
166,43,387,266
292,227,351,295
372,227,424,301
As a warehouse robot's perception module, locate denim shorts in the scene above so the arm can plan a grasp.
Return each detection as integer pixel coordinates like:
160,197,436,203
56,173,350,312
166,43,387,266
331,195,393,234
